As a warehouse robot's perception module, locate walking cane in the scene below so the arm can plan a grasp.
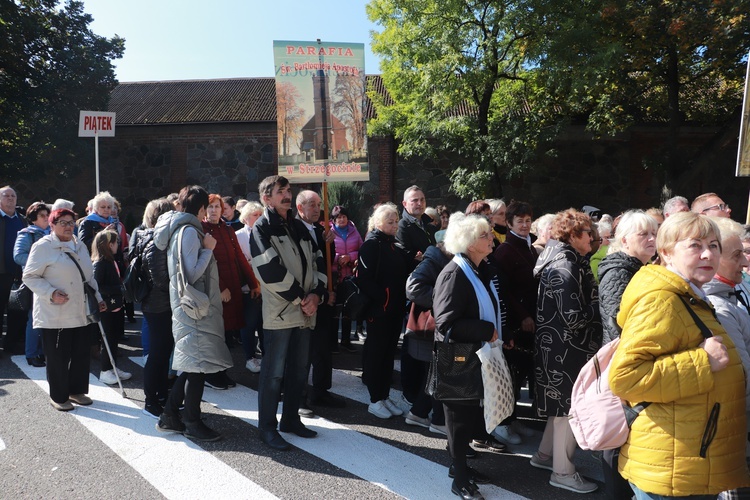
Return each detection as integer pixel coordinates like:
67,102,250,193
97,321,126,398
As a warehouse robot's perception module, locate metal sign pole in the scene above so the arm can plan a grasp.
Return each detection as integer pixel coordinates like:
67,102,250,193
95,129,100,193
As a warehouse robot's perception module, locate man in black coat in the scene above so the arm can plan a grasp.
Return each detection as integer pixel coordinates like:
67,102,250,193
0,186,28,354
396,185,436,268
296,190,347,410
396,185,437,403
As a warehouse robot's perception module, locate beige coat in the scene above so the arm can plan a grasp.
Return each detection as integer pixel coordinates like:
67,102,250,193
23,233,102,329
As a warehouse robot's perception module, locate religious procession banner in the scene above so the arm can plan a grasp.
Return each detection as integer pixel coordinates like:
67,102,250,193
273,40,369,183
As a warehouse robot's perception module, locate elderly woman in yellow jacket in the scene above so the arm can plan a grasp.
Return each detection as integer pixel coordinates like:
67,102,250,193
610,211,749,499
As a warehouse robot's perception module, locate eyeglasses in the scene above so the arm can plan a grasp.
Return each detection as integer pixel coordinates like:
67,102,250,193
479,232,494,240
701,203,730,213
54,220,76,227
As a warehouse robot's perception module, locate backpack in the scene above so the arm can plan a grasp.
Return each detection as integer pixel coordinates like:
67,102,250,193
123,232,153,303
568,338,650,451
569,294,713,451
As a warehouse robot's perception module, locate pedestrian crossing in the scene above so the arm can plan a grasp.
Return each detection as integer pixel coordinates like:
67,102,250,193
9,353,603,499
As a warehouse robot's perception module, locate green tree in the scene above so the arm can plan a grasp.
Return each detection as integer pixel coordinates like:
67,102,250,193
521,0,749,181
0,0,124,180
366,0,553,199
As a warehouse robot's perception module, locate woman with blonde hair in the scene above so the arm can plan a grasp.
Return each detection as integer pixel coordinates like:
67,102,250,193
358,203,411,419
610,212,749,497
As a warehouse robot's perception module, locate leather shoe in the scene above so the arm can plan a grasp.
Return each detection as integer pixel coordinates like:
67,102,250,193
451,479,484,499
448,465,491,484
309,391,347,408
279,421,317,438
27,356,46,367
259,429,291,451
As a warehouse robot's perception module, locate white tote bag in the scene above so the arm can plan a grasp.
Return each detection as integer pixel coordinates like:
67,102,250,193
476,340,515,434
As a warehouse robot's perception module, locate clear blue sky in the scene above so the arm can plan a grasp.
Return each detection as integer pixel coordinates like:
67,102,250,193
82,0,383,82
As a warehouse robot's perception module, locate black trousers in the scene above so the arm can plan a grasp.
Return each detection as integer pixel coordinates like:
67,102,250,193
42,326,91,403
410,357,445,425
1,273,28,350
308,303,334,396
362,314,402,403
142,311,174,406
444,401,483,484
99,309,124,372
165,372,205,424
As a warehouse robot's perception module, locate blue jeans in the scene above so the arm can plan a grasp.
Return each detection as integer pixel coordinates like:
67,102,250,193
240,294,263,360
25,307,43,358
257,327,311,431
630,482,717,500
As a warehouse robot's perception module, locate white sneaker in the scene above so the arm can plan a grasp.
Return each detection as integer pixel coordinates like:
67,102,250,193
368,400,392,419
404,412,430,428
383,397,403,416
429,423,447,436
511,420,536,437
492,424,522,445
99,370,118,385
530,452,553,471
115,367,132,381
245,358,262,373
549,472,598,493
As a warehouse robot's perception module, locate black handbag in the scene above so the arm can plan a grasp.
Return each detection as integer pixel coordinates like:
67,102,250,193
8,280,32,312
65,252,101,324
337,277,369,322
427,329,483,401
338,241,381,322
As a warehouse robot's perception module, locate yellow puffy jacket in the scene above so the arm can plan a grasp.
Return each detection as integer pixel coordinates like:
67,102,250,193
609,264,749,496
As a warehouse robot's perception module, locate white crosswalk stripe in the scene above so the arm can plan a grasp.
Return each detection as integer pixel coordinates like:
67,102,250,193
129,356,526,499
12,356,277,500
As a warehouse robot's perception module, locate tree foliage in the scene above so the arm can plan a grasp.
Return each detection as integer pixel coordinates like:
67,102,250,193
367,0,750,196
366,0,550,198
0,0,124,180
276,81,305,157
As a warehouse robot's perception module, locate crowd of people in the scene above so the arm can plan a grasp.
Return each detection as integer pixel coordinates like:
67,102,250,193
2,182,750,499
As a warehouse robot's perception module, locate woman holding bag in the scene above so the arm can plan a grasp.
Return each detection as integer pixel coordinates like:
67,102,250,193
432,212,502,500
22,208,106,411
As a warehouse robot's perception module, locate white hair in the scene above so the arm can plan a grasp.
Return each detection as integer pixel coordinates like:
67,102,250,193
443,212,490,255
711,216,744,244
608,210,659,254
239,201,264,225
663,196,689,217
532,213,555,237
51,198,74,211
92,191,116,209
485,199,505,213
368,202,399,232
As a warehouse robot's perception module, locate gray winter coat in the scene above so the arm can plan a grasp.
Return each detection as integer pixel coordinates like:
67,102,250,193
598,251,644,344
153,211,232,374
703,278,750,413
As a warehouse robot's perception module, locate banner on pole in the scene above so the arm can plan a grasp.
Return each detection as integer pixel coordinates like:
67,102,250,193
736,52,750,177
273,40,369,183
78,111,116,137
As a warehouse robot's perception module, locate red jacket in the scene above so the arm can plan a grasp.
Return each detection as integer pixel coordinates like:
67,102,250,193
202,221,258,330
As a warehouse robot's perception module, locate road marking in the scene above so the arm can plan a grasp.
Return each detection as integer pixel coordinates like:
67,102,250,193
130,357,526,500
12,356,277,500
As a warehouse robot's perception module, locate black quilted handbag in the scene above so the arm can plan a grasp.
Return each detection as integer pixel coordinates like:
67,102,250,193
426,329,483,401
8,280,32,312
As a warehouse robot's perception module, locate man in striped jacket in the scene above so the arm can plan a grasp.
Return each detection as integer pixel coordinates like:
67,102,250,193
250,175,327,451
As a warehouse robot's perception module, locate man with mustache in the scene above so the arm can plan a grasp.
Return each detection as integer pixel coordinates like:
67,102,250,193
250,176,327,451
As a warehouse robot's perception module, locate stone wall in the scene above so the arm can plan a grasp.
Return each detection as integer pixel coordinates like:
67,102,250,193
14,120,750,231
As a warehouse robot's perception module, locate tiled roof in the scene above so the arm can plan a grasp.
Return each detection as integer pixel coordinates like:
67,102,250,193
109,76,390,125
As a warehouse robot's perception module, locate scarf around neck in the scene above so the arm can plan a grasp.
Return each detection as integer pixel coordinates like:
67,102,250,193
453,254,503,340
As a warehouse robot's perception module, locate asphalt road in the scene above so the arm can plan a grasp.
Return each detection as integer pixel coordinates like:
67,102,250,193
0,314,609,499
